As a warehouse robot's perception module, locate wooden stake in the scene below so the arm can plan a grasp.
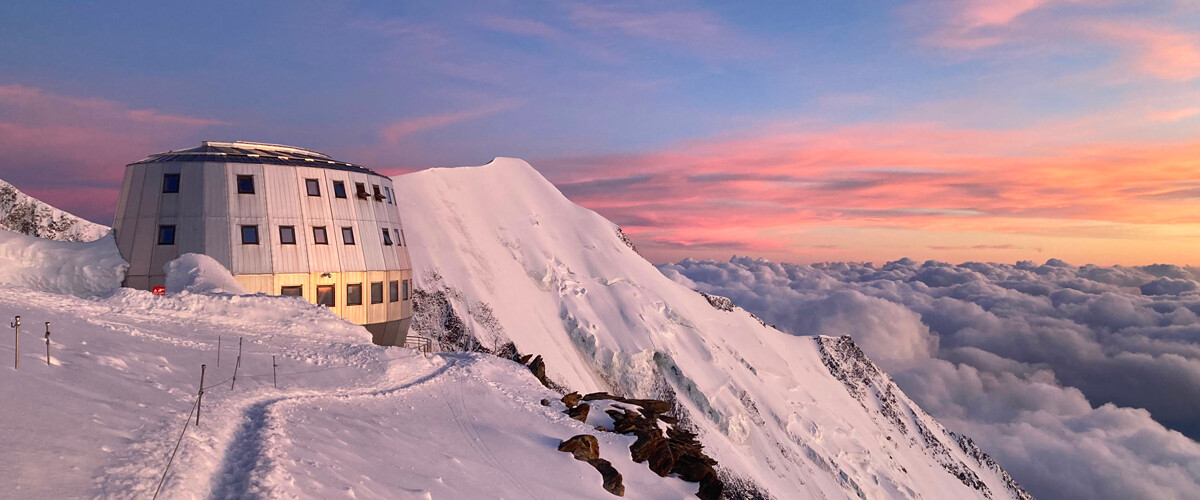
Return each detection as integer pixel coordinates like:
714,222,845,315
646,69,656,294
44,322,50,367
197,364,206,426
10,316,19,370
217,335,221,367
230,337,242,391
272,355,277,388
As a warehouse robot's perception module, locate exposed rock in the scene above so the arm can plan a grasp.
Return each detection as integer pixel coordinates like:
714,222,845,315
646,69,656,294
558,434,600,461
540,398,551,406
587,458,626,496
583,391,615,401
565,403,591,422
559,434,625,496
604,405,723,499
527,355,552,388
519,353,533,365
562,392,582,408
623,398,672,414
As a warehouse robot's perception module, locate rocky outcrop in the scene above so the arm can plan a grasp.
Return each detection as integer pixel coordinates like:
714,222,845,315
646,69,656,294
816,335,1034,500
590,394,723,500
565,403,590,422
0,179,108,242
558,434,625,496
559,434,600,461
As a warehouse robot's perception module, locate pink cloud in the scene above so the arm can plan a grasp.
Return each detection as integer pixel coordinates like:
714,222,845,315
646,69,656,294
544,118,1200,263
379,100,520,144
0,84,226,222
1082,21,1200,81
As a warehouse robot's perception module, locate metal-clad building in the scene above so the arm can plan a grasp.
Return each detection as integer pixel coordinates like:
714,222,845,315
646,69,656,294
112,141,413,345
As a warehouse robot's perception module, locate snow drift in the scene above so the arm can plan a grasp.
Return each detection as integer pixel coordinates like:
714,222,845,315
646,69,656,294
394,158,1032,499
0,229,126,296
164,253,249,295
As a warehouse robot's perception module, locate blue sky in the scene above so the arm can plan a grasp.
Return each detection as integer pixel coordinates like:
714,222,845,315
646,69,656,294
2,0,1199,264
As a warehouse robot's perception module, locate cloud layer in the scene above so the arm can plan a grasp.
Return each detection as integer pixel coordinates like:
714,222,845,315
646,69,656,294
660,257,1200,500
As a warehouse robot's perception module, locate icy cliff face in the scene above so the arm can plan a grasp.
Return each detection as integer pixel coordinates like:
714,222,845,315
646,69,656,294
0,179,108,242
393,158,1032,499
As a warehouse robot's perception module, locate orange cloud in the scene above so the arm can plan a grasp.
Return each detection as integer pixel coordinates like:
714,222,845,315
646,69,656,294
547,119,1200,264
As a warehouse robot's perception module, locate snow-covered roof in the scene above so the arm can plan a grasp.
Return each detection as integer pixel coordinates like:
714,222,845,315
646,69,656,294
129,141,386,178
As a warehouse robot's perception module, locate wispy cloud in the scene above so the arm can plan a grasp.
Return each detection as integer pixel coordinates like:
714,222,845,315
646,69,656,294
565,2,763,58
379,100,521,144
543,115,1200,263
0,84,227,223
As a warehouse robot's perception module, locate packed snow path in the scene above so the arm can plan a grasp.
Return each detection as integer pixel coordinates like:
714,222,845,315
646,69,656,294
0,284,697,499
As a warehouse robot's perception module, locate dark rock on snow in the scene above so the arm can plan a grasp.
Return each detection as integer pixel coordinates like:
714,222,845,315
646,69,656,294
565,403,591,422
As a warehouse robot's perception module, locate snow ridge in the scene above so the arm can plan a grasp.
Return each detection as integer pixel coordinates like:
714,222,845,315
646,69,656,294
394,158,1033,500
0,179,108,242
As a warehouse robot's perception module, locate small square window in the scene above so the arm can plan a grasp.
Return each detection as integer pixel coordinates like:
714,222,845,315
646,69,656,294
402,279,410,300
342,227,355,245
281,285,303,297
347,283,363,306
370,282,384,304
236,175,255,194
162,173,180,193
384,186,394,204
316,285,335,307
313,226,328,244
355,182,369,199
389,281,399,302
332,181,347,199
241,225,260,245
381,228,393,246
279,226,296,245
158,225,176,245
305,178,321,196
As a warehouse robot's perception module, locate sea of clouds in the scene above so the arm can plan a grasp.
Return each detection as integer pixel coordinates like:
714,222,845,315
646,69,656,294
660,257,1200,500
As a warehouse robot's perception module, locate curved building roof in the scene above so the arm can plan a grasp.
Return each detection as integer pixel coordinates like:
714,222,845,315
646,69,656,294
129,141,385,177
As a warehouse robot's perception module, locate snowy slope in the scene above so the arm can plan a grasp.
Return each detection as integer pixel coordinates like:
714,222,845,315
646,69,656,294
394,158,1033,499
0,179,109,242
0,248,697,499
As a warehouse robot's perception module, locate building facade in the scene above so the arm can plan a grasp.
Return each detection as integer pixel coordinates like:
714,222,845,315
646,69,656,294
112,141,413,345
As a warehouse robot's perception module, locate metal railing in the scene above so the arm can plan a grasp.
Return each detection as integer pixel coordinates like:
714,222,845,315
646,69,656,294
403,335,436,356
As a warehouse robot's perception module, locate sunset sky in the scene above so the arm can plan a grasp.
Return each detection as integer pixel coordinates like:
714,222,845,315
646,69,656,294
2,0,1199,265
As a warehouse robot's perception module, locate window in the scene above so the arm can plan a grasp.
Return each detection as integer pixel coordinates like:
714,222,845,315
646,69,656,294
355,182,369,199
341,227,355,245
332,181,347,199
236,175,255,194
279,226,296,245
347,283,363,306
316,285,335,307
157,225,176,245
370,282,384,304
402,279,410,300
241,225,260,245
281,285,303,297
397,229,405,246
313,226,328,245
381,228,393,246
389,280,399,302
162,173,180,193
305,178,321,196
372,184,384,201
384,186,394,204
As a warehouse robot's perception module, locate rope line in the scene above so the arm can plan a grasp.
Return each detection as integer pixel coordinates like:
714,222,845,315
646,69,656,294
151,397,199,500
